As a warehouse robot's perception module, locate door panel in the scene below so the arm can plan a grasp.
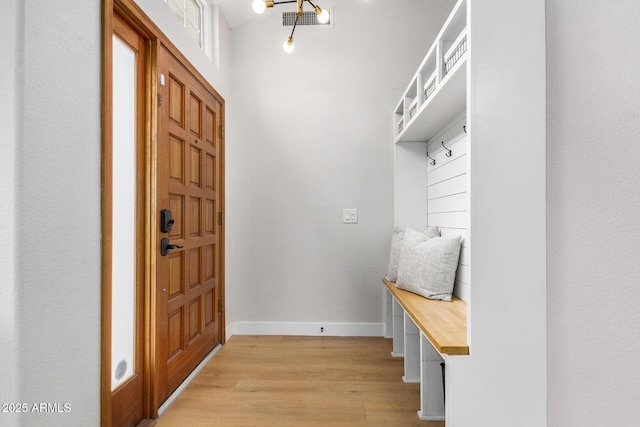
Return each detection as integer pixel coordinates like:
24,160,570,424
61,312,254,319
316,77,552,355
156,45,223,403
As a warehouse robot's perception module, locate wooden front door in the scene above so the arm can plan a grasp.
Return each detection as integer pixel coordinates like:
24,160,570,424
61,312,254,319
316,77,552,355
155,44,225,403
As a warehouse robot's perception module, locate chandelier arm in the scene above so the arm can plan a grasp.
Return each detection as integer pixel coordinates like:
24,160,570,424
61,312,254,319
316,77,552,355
273,0,298,5
289,13,299,39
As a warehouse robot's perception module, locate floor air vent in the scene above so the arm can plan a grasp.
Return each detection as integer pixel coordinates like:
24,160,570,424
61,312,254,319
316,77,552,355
282,11,331,27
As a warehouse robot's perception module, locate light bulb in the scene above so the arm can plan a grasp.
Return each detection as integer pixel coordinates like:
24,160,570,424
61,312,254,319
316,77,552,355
252,0,266,14
317,9,330,24
283,37,295,53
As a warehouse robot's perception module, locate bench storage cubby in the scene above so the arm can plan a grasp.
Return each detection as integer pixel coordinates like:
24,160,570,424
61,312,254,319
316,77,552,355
383,278,467,420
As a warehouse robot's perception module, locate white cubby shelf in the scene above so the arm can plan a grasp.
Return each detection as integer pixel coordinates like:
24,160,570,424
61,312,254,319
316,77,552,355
394,0,467,143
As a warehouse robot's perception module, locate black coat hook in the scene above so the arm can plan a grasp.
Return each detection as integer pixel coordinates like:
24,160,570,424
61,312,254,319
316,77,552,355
441,141,452,157
427,152,436,166
463,125,467,134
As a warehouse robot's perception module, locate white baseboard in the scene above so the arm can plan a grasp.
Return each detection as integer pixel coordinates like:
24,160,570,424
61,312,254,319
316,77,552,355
402,376,420,384
417,410,445,421
226,321,384,337
226,322,234,340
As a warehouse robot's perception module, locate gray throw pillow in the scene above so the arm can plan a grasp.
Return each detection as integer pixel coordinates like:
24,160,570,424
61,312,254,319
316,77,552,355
396,228,461,301
386,226,440,282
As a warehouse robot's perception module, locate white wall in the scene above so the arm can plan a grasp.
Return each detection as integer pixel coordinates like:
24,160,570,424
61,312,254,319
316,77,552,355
0,1,20,424
226,0,456,335
2,1,103,426
547,1,640,425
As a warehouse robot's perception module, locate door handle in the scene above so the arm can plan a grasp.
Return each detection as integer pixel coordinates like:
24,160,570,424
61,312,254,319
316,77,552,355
160,237,183,256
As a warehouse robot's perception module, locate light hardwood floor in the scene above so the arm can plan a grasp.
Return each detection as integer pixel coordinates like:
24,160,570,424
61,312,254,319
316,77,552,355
152,335,443,427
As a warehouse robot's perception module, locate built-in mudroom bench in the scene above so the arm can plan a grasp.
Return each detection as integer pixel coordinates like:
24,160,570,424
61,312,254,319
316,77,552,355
384,279,467,356
383,0,549,423
385,0,470,422
383,278,467,420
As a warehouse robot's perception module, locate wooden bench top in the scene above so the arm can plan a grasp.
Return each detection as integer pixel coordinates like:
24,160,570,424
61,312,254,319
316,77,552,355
383,278,469,355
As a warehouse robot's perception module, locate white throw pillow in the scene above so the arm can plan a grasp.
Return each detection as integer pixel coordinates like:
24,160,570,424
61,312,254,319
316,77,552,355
385,226,440,282
396,228,461,301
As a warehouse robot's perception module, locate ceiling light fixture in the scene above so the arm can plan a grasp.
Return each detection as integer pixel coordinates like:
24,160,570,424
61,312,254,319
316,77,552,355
252,0,330,53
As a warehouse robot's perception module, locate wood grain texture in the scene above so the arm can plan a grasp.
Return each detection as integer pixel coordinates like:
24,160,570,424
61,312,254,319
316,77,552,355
383,279,468,355
156,44,224,403
153,336,443,427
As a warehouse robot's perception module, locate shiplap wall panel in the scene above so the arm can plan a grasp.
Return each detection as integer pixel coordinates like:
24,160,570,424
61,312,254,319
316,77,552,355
428,211,467,229
459,246,469,266
426,116,468,301
428,174,467,200
428,154,467,186
454,281,469,302
440,228,468,246
456,264,470,284
428,193,467,215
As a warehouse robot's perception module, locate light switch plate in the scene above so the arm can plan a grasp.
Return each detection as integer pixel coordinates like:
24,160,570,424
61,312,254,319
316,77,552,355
343,208,358,224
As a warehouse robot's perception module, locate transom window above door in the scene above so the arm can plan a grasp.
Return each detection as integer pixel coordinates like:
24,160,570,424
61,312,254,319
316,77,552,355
164,0,205,48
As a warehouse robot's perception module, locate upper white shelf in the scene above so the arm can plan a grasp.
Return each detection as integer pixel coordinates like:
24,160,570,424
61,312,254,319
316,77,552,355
394,0,468,143
396,58,466,143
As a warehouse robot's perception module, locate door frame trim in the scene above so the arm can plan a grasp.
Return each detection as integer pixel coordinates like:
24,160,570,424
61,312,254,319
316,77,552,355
101,1,156,424
101,0,226,424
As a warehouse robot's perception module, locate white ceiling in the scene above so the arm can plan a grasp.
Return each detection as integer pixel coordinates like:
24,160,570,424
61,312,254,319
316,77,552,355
212,0,255,28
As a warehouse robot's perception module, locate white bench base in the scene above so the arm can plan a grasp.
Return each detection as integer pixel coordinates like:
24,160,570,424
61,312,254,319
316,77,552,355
386,289,446,421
